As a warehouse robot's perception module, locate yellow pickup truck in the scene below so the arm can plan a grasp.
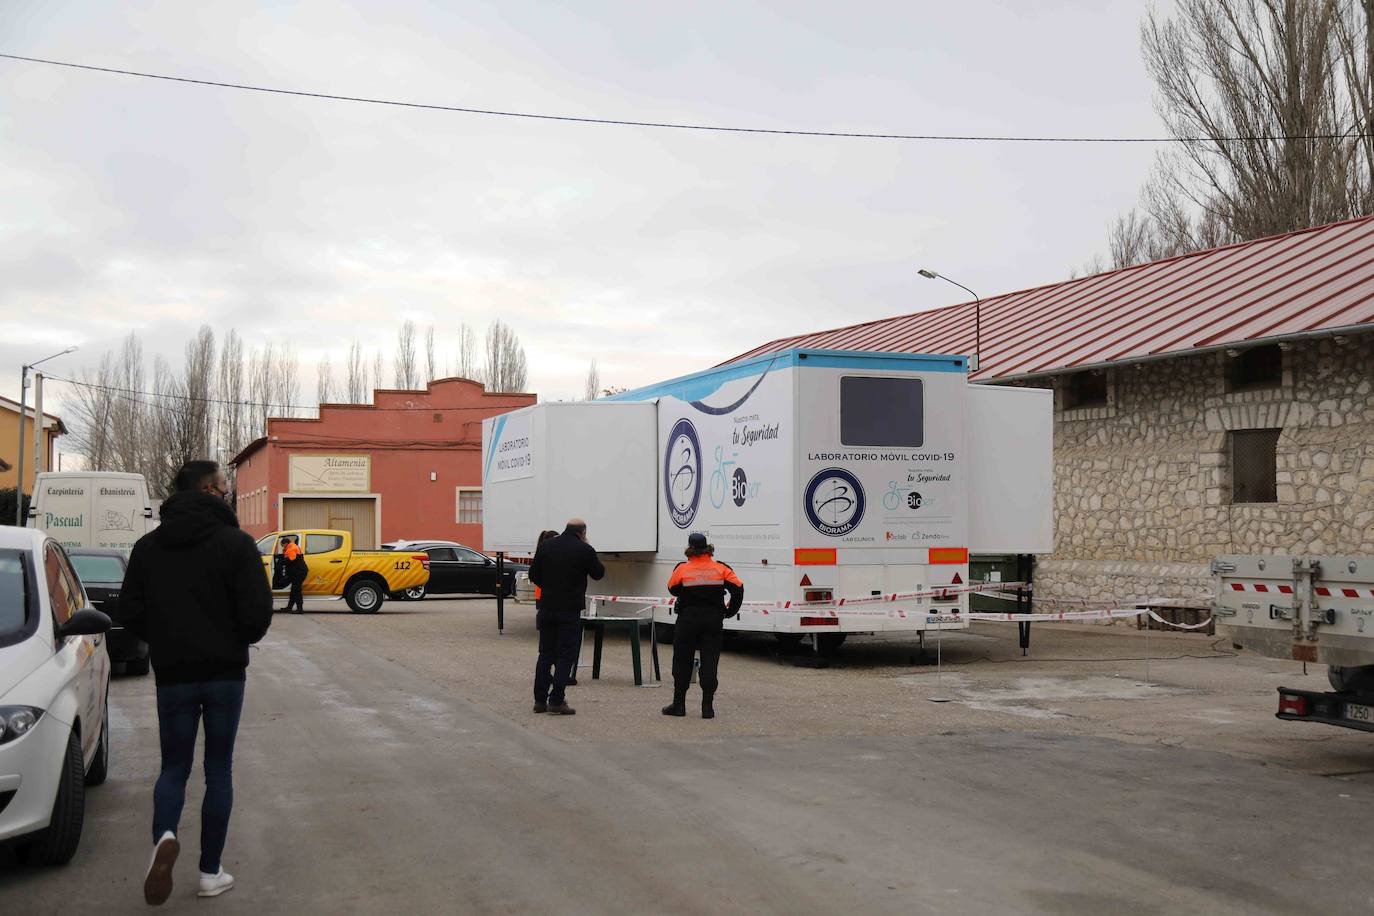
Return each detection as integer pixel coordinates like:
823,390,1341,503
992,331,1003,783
255,529,430,613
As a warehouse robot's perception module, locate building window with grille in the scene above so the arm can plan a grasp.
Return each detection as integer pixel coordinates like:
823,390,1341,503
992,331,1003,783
1229,429,1281,503
1226,344,1283,392
1063,371,1109,410
456,488,483,524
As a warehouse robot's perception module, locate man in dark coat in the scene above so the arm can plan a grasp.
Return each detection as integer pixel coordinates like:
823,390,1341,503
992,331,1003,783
120,460,273,904
527,518,604,715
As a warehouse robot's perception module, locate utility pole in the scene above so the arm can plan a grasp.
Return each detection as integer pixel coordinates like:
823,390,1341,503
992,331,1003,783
15,368,28,525
13,346,77,525
32,372,44,487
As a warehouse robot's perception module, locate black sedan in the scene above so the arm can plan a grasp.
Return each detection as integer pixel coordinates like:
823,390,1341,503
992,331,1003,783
382,540,528,600
68,547,150,676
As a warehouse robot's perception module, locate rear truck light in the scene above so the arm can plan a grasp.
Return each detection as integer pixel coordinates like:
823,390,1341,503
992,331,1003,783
1278,694,1309,716
804,589,833,603
413,554,430,570
800,617,840,627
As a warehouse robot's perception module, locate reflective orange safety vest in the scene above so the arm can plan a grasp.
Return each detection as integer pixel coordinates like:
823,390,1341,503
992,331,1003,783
282,542,302,562
667,555,744,616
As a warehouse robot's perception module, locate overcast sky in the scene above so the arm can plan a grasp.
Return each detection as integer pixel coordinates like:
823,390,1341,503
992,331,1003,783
1,0,1164,438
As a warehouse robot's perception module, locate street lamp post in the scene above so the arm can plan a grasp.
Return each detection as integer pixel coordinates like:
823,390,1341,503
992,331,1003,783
919,269,981,373
14,346,77,525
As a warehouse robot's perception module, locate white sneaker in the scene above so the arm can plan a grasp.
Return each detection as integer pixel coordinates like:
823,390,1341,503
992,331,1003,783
198,868,235,898
143,831,179,906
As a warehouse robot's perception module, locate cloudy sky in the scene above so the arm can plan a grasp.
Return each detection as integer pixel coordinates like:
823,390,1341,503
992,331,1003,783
2,0,1164,435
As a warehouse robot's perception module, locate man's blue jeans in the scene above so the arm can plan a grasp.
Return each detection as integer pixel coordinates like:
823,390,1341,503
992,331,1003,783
152,680,245,874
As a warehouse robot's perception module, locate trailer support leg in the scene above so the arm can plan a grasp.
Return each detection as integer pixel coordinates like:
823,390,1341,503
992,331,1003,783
496,551,505,635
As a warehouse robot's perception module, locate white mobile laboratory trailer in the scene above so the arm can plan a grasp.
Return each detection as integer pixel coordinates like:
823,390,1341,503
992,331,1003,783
482,348,1052,639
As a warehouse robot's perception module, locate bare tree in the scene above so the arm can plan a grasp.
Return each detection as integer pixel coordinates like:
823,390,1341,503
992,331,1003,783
345,341,368,404
481,320,528,393
276,346,300,419
1140,0,1370,245
181,326,216,460
217,329,245,457
66,353,117,471
317,354,336,406
583,359,600,401
455,323,477,380
395,320,418,389
424,324,436,384
111,334,146,477
372,350,386,397
1107,210,1158,269
246,344,274,441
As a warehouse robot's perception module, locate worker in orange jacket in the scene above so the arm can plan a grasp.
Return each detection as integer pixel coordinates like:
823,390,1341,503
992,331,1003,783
278,536,308,614
662,532,743,720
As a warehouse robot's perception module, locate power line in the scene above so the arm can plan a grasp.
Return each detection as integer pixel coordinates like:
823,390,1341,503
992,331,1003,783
47,373,523,414
2,52,1365,145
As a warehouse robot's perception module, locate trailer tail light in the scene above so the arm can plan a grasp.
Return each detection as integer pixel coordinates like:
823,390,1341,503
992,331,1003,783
800,617,839,627
413,554,430,571
804,590,833,603
1278,694,1309,716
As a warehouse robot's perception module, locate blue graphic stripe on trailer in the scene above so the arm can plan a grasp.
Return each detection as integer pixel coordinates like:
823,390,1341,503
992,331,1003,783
688,358,777,415
484,414,508,480
606,348,966,404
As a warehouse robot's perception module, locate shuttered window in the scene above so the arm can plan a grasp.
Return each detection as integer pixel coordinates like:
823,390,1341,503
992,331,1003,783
1230,429,1281,504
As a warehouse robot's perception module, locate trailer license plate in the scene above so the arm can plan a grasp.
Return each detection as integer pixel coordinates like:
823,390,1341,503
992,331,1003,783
1347,703,1374,723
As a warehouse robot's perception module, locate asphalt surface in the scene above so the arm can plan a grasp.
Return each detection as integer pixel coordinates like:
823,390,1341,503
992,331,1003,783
2,601,1372,914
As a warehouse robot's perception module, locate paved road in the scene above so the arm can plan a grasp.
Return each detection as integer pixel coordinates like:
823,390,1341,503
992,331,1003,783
3,615,1372,915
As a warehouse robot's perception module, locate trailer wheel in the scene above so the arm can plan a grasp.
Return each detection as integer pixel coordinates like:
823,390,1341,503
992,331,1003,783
1328,664,1374,694
774,633,804,649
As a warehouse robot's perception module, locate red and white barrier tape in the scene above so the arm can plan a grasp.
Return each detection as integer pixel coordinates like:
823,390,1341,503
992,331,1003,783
588,588,1212,630
969,606,1213,630
978,592,1212,610
589,580,1028,612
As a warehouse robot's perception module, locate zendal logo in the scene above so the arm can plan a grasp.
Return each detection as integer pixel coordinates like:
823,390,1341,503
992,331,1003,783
664,419,702,529
804,468,865,537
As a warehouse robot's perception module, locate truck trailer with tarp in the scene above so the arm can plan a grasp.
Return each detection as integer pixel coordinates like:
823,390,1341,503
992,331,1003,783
482,348,1052,644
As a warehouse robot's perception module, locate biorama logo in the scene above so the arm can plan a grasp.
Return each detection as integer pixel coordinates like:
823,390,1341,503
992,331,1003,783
663,418,702,529
804,468,866,538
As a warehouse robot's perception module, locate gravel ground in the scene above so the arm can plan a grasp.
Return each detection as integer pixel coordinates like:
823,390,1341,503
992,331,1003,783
306,595,1374,778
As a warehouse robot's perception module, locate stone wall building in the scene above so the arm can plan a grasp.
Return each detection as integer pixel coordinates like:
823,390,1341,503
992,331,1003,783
734,216,1374,607
1032,332,1374,606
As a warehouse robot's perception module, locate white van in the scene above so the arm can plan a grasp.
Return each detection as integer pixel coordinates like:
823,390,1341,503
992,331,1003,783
27,472,157,553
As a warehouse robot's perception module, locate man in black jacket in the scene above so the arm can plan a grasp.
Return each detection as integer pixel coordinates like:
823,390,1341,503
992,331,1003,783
527,518,604,715
120,460,272,905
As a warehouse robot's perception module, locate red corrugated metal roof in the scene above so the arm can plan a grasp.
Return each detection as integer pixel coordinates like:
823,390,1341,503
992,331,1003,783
729,215,1374,379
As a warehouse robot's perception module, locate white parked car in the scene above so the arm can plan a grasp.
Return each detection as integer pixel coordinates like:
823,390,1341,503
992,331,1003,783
0,526,113,865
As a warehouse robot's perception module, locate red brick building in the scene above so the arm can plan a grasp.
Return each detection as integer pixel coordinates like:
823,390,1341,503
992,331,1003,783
231,378,535,549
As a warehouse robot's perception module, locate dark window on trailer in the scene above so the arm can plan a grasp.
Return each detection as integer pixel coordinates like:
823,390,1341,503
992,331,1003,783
1227,345,1283,392
840,377,924,447
1063,372,1108,409
1230,429,1281,503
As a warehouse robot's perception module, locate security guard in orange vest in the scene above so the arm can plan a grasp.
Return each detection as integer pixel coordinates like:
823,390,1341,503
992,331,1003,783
662,532,744,719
